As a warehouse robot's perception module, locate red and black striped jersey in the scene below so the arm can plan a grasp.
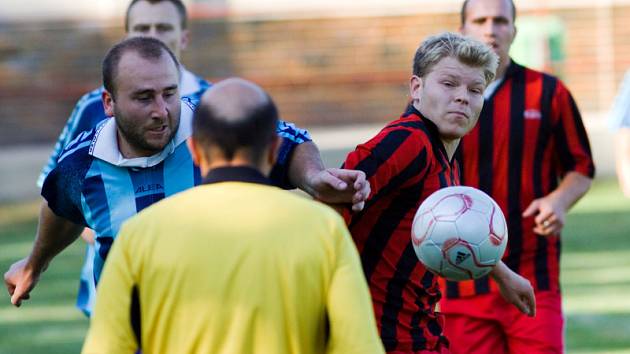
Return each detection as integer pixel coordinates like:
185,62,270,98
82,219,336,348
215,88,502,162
441,61,595,300
343,106,459,353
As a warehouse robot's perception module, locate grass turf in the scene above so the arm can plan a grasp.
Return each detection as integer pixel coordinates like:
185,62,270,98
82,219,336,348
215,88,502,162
0,179,629,353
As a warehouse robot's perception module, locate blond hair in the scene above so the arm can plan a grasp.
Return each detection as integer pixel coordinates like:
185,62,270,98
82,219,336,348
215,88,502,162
413,32,498,85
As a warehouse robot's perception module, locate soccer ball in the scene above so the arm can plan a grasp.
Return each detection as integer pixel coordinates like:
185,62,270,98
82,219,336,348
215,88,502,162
411,186,508,281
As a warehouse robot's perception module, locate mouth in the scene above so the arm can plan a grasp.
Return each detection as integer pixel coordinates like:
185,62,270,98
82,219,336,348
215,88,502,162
146,125,169,138
486,42,499,50
148,125,167,133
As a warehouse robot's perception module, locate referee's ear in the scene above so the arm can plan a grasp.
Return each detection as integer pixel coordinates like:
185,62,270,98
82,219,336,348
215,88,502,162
187,137,202,166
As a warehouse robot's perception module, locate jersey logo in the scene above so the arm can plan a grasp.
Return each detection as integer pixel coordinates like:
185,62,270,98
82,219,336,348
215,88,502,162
135,183,164,194
524,109,542,120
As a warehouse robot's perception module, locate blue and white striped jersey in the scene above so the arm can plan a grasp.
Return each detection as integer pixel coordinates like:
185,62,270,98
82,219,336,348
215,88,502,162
37,67,211,187
42,98,310,315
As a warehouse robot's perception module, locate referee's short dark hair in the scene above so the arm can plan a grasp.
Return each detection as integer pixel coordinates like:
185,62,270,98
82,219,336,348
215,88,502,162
193,82,279,162
102,37,179,99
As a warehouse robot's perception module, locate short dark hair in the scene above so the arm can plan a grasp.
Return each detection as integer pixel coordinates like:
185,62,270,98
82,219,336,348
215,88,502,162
102,37,180,98
460,0,516,25
192,95,279,162
125,0,188,31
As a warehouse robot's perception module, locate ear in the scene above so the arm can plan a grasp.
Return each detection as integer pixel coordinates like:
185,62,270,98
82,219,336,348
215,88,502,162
102,90,115,117
187,137,202,166
510,25,517,45
409,75,424,104
267,135,280,167
180,29,190,51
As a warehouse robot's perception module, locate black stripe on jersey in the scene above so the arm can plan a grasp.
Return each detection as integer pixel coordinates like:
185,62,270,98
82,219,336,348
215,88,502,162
359,152,428,280
410,271,435,350
533,74,557,291
355,130,413,180
506,68,526,274
381,242,424,351
131,285,141,348
478,102,494,194
568,93,595,176
388,120,424,130
533,75,556,198
455,146,464,182
350,148,428,231
554,118,577,172
471,102,494,293
446,280,459,298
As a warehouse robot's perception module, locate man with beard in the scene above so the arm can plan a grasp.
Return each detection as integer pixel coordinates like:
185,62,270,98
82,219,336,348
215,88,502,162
4,37,369,309
36,0,363,316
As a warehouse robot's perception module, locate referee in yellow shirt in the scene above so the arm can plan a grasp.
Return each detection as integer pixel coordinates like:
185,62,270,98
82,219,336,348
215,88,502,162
82,78,384,354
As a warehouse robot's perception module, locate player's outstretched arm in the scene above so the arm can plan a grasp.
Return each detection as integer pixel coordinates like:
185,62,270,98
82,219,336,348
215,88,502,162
4,201,83,307
490,261,536,317
522,171,592,236
288,141,370,211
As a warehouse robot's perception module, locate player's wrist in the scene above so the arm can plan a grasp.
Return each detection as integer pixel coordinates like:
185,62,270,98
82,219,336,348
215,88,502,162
489,261,510,283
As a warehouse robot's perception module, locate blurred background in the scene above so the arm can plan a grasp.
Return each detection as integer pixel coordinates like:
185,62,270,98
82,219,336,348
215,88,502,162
1,0,629,201
1,0,630,353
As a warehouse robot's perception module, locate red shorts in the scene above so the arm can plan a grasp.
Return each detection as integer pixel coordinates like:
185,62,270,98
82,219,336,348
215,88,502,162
440,291,563,354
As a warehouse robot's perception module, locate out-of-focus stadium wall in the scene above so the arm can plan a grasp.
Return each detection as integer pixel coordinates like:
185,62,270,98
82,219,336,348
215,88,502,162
0,1,629,145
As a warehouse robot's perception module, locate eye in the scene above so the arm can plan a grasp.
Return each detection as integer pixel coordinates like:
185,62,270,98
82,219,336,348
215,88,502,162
133,25,150,33
156,24,174,33
443,81,455,87
135,95,152,102
163,89,178,99
469,87,483,95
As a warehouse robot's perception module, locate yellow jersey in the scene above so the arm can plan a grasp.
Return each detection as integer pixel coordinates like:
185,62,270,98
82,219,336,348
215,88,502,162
83,169,384,354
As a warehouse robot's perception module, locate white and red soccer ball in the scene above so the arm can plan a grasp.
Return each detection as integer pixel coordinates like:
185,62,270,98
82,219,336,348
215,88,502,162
411,186,508,281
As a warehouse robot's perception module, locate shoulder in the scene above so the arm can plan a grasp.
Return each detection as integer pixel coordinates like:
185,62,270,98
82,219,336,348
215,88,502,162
57,125,100,166
517,63,566,93
73,87,105,113
76,87,104,104
68,87,108,131
360,114,432,153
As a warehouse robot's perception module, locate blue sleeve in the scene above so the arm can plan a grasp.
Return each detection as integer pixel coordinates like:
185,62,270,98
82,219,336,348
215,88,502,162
269,120,312,189
37,88,107,188
41,132,95,226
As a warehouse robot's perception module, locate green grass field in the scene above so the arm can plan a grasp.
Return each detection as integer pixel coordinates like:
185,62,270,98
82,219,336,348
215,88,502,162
0,178,629,353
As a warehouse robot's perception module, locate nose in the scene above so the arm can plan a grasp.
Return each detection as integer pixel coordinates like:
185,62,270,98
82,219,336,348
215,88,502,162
483,19,496,37
152,96,169,119
454,86,470,105
147,27,159,38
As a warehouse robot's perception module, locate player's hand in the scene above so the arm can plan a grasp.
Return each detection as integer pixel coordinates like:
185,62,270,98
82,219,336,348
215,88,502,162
309,168,371,212
80,228,95,245
522,195,567,236
491,261,536,317
4,258,41,307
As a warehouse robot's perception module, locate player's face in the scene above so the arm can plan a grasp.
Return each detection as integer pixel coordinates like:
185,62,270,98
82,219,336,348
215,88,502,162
127,0,188,59
105,51,181,158
410,56,486,142
460,0,516,70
